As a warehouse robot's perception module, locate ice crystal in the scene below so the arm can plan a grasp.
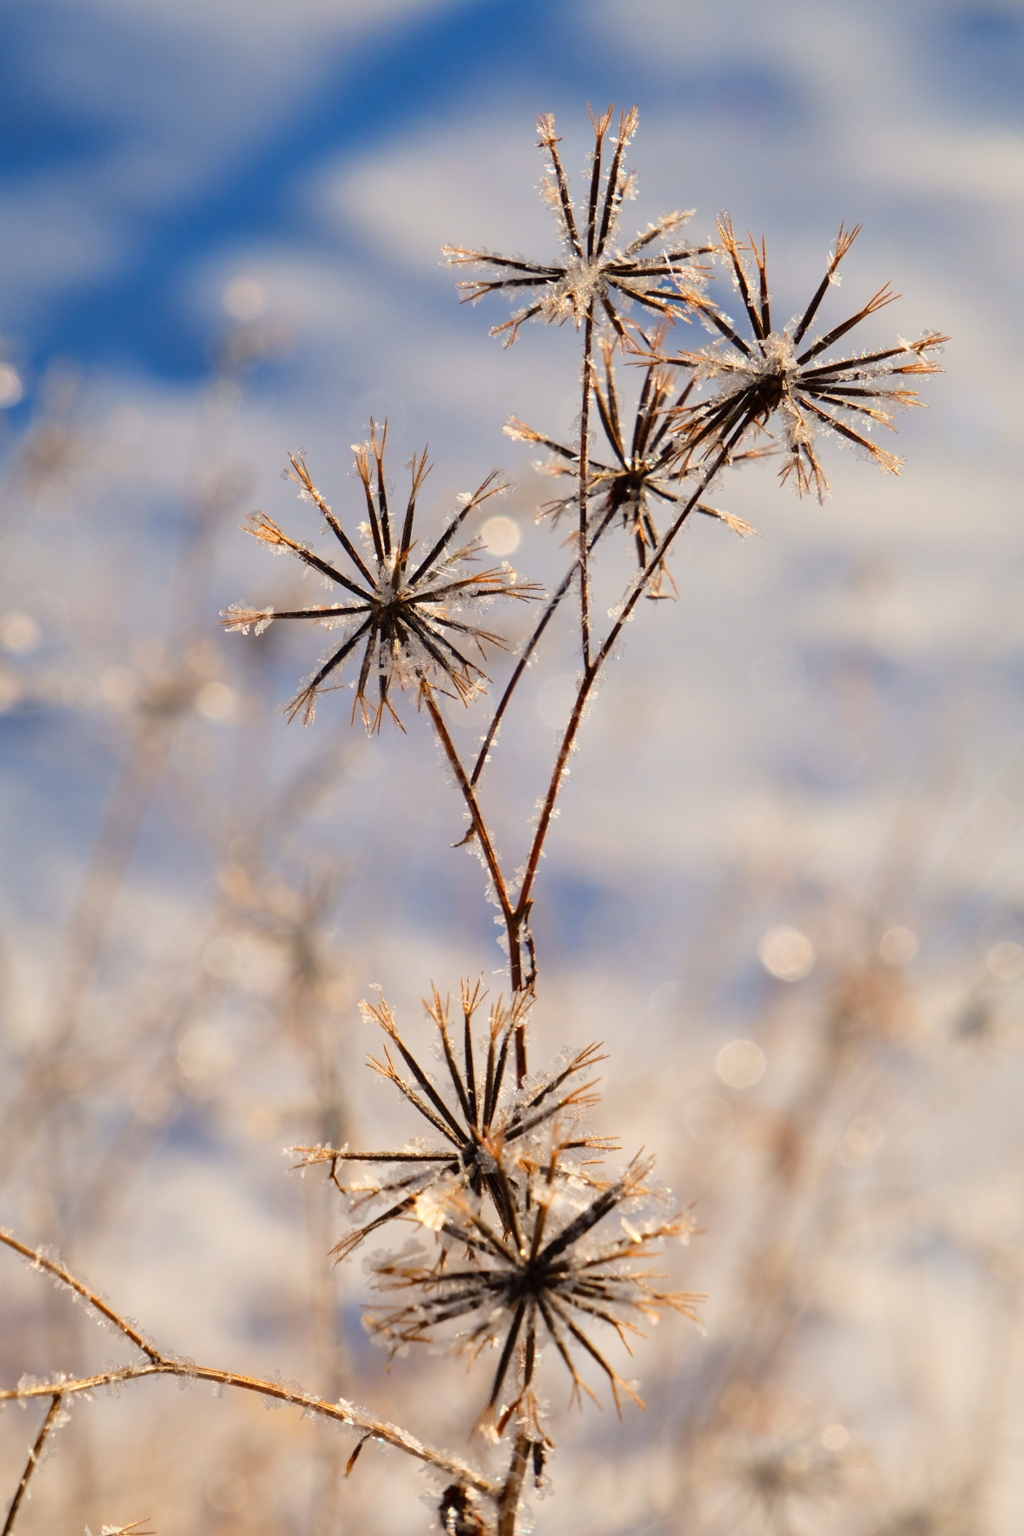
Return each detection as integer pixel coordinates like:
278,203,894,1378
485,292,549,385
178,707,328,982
506,332,756,596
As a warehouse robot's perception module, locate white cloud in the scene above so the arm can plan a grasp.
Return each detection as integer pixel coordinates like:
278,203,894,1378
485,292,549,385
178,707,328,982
322,113,558,274
865,127,1024,203
0,0,470,322
6,0,1020,938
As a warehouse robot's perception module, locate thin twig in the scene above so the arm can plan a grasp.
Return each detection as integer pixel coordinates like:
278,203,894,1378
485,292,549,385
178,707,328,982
421,689,525,1001
470,504,619,787
2,1393,63,1536
0,1364,495,1496
0,1229,497,1500
0,1230,162,1362
1,1363,496,1496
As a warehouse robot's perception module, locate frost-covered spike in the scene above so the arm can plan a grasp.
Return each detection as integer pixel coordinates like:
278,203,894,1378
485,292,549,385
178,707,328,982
221,604,274,635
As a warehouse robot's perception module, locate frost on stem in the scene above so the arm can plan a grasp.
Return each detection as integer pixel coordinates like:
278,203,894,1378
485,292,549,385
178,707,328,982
222,605,274,635
443,107,711,346
222,424,539,730
85,1521,155,1536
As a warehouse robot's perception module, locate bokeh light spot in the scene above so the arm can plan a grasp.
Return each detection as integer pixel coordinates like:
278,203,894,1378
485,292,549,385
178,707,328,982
988,941,1024,980
223,276,268,321
0,612,41,655
716,1039,766,1089
880,926,917,965
481,514,520,554
758,926,815,981
0,365,23,409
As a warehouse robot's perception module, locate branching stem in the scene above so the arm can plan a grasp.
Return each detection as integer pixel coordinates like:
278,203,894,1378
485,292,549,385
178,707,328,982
0,1229,497,1502
470,503,619,787
511,436,739,930
419,691,530,1073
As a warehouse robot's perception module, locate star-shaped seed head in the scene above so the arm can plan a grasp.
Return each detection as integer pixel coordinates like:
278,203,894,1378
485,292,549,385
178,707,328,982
365,1140,700,1438
506,333,754,596
222,422,539,729
666,218,947,500
443,107,710,346
291,982,614,1262
292,984,699,1438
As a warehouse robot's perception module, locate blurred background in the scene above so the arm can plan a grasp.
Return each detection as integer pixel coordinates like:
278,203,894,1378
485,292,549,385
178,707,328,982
1,1,1023,1532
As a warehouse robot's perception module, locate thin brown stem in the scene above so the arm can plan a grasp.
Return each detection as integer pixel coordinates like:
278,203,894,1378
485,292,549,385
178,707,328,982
496,1430,532,1536
470,504,619,788
421,690,524,996
0,1364,496,1497
0,1229,162,1362
0,1229,497,1500
514,438,737,928
578,314,595,668
2,1393,63,1536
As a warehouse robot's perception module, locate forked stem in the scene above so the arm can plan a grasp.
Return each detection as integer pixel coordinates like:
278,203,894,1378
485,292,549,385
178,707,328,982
513,435,740,929
470,504,619,787
432,431,744,1024
421,691,530,1066
0,1230,497,1502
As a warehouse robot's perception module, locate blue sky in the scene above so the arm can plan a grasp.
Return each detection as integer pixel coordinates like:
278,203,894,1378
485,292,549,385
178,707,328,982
2,0,1020,388
2,0,1023,975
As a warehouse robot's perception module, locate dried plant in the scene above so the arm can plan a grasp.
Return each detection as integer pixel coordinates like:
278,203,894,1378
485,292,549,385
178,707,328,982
293,984,612,1261
506,333,756,596
223,426,536,728
0,103,951,1536
364,1145,700,1436
657,216,948,500
442,107,709,346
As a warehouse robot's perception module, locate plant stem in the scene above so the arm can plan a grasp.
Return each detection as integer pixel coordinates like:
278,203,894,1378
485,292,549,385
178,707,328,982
496,1431,532,1536
421,691,528,1016
578,314,595,670
2,1394,63,1536
471,504,619,788
0,1229,498,1501
0,1229,162,1361
514,435,740,929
